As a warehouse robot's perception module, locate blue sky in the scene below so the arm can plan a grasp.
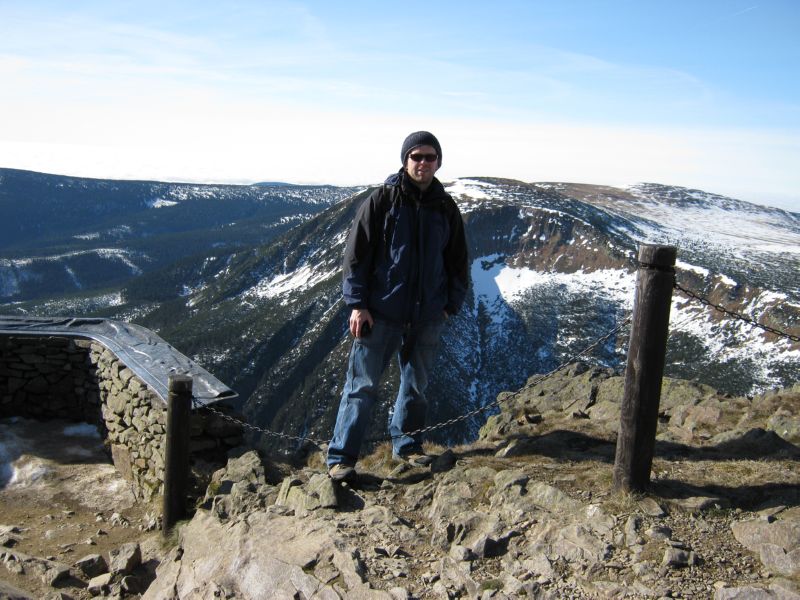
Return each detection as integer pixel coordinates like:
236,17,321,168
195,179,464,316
1,1,799,211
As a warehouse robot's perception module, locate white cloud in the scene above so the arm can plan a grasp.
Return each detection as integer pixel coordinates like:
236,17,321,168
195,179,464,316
1,3,798,212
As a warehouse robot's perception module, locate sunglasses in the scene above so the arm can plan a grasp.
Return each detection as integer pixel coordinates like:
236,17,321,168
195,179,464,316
408,153,438,163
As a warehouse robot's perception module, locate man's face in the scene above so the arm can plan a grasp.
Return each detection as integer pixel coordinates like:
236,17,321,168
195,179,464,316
404,144,439,188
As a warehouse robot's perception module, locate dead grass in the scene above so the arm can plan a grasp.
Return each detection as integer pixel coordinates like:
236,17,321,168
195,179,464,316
652,458,800,489
358,442,395,472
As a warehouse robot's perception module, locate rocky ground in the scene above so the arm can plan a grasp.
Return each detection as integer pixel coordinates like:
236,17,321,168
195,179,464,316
0,418,162,599
2,367,799,599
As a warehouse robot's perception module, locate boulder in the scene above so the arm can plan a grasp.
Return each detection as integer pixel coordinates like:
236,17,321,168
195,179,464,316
108,542,141,576
87,572,114,595
142,510,395,599
74,553,108,578
0,579,35,600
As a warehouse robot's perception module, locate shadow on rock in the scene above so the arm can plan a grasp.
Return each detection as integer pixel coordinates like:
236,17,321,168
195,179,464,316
651,479,800,512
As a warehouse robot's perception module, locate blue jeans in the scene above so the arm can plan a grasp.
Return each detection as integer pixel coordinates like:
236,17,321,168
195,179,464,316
327,317,445,467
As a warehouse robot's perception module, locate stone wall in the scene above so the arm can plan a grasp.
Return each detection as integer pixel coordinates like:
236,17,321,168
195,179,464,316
0,334,242,502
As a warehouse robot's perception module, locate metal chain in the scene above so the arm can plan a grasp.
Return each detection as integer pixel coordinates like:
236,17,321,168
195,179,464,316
196,278,797,449
193,398,329,446
388,316,631,440
194,316,631,448
673,280,800,342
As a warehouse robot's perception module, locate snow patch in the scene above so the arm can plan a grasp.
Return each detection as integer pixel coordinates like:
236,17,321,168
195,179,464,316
9,459,50,487
716,274,737,287
675,260,710,278
147,198,179,208
245,264,338,300
472,254,635,308
63,423,101,438
446,179,497,201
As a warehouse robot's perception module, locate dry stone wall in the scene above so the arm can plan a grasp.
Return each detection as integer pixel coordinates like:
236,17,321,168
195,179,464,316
0,334,242,502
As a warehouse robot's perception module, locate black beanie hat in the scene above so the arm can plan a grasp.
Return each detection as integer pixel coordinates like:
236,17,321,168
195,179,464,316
401,131,442,166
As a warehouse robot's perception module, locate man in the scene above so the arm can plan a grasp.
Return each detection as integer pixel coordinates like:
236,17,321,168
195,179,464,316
327,131,469,481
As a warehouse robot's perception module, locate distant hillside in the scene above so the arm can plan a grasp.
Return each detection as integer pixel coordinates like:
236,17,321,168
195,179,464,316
0,168,360,302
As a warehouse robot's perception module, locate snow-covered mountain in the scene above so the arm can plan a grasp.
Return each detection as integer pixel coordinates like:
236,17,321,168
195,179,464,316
3,172,798,451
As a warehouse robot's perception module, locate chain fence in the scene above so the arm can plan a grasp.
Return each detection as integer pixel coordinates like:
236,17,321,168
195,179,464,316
673,280,800,343
195,272,797,451
195,316,633,449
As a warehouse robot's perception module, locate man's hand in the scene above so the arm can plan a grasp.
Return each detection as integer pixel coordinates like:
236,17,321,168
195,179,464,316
349,308,374,338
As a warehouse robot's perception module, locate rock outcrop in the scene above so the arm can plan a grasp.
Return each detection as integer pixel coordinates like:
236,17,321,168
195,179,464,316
143,371,800,599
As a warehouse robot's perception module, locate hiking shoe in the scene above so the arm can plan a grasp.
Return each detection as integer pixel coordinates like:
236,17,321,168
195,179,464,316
328,463,355,482
394,453,434,467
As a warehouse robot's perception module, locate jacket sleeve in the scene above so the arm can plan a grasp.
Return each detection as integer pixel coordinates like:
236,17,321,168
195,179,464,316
342,189,381,309
443,200,469,315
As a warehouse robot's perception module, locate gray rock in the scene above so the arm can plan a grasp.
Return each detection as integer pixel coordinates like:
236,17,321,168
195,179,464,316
525,482,583,514
625,515,643,546
711,428,800,458
584,504,616,536
388,587,411,600
769,579,800,599
714,585,783,599
87,572,114,595
74,553,108,578
0,579,35,600
759,543,800,577
514,551,554,579
108,542,141,576
208,450,266,498
668,494,727,515
662,548,699,568
732,519,800,555
449,544,475,561
552,524,612,564
431,449,457,473
437,556,479,599
767,413,800,444
1,550,71,587
470,535,503,559
142,510,388,599
646,525,673,541
307,473,339,509
638,497,667,517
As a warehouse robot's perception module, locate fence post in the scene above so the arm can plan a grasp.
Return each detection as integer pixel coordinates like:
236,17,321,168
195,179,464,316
162,374,193,535
613,244,676,493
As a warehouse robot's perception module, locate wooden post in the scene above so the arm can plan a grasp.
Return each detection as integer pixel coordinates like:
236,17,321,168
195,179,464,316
613,244,676,493
162,374,193,535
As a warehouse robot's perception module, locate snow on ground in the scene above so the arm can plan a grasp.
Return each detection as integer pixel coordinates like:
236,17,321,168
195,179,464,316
21,291,124,314
445,179,507,213
62,423,101,438
669,294,800,391
445,179,497,201
245,264,338,301
0,418,136,509
675,260,710,278
146,198,179,208
471,253,798,393
471,254,636,319
623,185,800,257
0,248,143,275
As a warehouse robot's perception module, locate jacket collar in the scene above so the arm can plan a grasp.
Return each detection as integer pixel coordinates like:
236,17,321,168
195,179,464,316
385,168,446,204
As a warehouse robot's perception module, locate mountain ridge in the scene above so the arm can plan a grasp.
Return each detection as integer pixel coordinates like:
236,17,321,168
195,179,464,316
2,170,798,453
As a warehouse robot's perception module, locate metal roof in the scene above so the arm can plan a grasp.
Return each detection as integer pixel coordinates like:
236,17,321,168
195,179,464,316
0,316,237,406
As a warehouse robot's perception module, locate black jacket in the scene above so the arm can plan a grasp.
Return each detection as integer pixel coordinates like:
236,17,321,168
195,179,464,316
342,169,469,324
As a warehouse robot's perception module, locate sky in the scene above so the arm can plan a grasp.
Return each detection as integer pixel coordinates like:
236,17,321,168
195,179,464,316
1,1,799,212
